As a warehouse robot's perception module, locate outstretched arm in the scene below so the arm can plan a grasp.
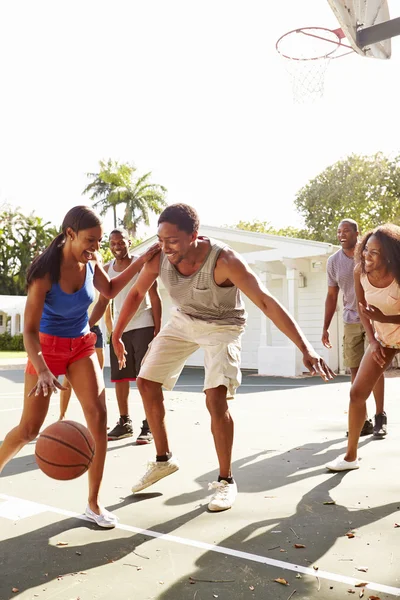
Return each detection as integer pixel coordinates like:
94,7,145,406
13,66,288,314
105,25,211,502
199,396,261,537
93,244,160,299
217,250,335,381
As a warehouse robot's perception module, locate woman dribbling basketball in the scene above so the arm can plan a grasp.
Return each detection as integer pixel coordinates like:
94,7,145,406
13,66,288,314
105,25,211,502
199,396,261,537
0,206,159,528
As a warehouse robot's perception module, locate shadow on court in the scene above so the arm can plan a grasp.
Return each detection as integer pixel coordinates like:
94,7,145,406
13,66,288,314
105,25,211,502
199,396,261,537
0,472,398,600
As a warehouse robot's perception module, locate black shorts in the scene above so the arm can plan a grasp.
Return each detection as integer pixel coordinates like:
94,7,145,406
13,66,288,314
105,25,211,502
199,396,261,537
110,326,154,382
90,325,105,349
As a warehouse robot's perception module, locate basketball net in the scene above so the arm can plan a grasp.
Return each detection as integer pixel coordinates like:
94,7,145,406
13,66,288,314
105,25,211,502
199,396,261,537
276,27,352,103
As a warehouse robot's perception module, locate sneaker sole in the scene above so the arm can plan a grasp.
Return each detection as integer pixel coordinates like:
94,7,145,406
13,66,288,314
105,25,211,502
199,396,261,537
208,504,233,512
136,439,154,445
107,433,133,441
373,432,387,438
131,464,179,493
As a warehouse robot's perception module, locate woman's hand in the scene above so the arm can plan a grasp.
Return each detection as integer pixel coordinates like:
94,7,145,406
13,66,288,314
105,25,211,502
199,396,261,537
28,370,67,397
359,302,388,323
369,340,386,368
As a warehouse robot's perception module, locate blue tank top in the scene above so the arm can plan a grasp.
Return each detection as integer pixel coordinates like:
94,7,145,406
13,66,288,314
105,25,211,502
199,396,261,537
40,262,95,337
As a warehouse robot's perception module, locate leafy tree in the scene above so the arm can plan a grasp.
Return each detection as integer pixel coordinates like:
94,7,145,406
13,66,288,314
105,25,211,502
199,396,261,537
294,153,400,244
0,205,55,295
231,219,311,240
84,159,167,236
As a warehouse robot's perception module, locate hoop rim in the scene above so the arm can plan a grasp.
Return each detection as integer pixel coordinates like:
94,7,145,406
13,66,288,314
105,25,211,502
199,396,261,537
276,26,353,61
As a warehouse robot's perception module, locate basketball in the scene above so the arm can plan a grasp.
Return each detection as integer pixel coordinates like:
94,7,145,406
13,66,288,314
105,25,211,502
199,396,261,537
35,420,95,481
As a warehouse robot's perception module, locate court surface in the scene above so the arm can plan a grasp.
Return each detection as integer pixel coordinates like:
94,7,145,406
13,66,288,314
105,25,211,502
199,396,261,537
1,365,400,600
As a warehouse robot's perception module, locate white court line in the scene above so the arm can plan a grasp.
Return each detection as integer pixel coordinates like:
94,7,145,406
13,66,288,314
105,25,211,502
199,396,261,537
0,493,399,597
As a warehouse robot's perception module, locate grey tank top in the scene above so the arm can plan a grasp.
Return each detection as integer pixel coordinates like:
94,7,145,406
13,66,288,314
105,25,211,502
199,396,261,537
160,237,247,326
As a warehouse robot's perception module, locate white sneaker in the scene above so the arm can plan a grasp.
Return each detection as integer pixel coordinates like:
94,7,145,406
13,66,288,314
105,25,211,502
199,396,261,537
326,456,360,472
131,457,180,493
85,505,118,529
208,480,237,512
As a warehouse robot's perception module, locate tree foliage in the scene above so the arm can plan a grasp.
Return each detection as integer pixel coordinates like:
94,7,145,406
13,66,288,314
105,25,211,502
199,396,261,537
0,206,55,295
84,159,167,236
231,219,311,240
294,153,400,243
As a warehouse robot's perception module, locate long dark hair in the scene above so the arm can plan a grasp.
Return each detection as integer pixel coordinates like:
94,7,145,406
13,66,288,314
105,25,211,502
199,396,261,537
356,224,400,286
26,206,102,287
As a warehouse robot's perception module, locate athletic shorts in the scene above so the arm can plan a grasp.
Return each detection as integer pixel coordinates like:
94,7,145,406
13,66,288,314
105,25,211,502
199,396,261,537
138,309,244,397
90,324,104,349
343,322,367,368
25,331,97,377
110,326,155,382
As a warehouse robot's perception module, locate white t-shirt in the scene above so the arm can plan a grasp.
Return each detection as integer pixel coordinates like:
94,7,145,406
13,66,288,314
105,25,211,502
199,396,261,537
107,257,154,333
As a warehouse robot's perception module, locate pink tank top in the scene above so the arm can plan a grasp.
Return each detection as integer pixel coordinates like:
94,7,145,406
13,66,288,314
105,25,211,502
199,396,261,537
360,273,400,347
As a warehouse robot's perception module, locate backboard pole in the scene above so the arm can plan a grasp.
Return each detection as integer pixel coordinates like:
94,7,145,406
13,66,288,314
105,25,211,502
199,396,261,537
357,17,400,47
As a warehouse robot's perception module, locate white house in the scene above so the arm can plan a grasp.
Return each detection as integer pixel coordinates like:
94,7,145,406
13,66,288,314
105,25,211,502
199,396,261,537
133,225,343,377
0,295,26,336
0,226,343,376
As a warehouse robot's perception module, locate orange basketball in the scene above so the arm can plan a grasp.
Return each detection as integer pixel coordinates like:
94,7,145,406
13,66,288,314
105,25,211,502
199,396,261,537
35,420,95,480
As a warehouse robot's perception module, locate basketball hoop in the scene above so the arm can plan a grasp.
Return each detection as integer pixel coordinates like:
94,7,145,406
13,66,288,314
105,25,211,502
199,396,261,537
276,27,353,103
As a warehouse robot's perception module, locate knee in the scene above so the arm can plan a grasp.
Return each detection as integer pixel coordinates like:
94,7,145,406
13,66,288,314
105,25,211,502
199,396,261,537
86,403,107,433
350,385,366,405
19,422,41,443
137,377,158,396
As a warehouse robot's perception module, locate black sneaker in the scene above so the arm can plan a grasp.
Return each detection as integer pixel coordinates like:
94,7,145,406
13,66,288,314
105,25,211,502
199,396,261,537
107,417,133,440
346,419,373,437
136,419,153,445
373,412,387,438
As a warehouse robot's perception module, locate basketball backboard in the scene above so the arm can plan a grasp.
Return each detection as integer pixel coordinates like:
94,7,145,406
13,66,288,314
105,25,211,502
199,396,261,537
327,0,399,59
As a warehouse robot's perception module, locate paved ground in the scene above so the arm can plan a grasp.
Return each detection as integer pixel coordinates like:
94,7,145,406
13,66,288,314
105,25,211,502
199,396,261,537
1,365,400,600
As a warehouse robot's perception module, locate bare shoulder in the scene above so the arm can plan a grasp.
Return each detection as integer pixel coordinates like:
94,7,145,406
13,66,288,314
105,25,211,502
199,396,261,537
146,251,161,273
216,247,244,267
27,274,51,301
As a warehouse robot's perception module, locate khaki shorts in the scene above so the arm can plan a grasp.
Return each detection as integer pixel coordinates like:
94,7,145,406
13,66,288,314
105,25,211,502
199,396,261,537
343,322,367,368
138,309,245,396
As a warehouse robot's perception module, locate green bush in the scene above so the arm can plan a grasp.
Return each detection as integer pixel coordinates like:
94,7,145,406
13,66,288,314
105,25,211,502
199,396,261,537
0,332,25,351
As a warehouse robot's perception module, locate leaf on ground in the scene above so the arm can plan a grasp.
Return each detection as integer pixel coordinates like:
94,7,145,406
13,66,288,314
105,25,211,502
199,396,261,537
356,567,368,572
323,501,336,505
296,574,302,579
313,566,319,571
56,541,69,546
280,549,286,552
347,591,355,594
294,544,306,549
11,589,19,594
355,582,368,587
394,523,400,528
249,585,255,590
368,597,381,600
359,590,364,598
273,578,289,585
346,533,355,539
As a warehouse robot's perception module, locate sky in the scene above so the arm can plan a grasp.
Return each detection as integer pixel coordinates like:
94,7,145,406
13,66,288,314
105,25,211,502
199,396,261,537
1,0,400,237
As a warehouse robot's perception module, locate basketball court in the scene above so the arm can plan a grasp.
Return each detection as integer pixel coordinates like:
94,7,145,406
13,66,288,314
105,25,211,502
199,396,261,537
2,1,400,599
1,364,400,600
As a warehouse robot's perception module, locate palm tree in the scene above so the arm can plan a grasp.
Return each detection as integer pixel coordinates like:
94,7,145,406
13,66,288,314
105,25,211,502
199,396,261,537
121,172,167,237
83,160,167,235
83,160,136,228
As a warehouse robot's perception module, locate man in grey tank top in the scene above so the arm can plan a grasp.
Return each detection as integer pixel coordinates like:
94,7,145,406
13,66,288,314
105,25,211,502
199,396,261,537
113,204,335,512
322,219,386,438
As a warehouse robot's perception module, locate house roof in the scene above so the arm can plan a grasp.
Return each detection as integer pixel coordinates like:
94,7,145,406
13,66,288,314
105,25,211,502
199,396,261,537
134,225,339,261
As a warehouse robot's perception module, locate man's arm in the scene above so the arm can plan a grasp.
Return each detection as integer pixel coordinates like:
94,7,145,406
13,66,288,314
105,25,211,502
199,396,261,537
217,249,334,380
148,279,162,336
322,286,339,348
113,255,160,341
104,302,113,334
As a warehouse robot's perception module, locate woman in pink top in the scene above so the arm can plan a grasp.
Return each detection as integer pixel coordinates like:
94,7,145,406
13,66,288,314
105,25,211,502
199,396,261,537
327,224,400,471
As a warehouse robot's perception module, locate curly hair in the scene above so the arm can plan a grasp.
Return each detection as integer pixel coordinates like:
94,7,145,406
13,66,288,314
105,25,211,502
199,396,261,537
356,223,400,286
158,203,199,235
26,206,102,286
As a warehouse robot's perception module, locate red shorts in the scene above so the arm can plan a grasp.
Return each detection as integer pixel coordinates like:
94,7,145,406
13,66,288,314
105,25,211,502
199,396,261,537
25,331,97,377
